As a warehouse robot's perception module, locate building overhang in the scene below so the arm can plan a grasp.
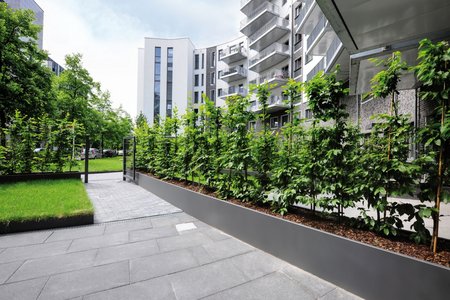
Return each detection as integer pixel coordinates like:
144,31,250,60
316,0,450,94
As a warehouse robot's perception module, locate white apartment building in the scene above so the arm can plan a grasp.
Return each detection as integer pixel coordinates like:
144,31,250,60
137,0,450,131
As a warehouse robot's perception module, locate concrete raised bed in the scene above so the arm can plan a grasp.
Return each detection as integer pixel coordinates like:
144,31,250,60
0,172,81,183
136,172,450,300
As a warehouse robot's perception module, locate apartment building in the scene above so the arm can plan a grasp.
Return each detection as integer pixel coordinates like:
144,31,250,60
138,0,450,135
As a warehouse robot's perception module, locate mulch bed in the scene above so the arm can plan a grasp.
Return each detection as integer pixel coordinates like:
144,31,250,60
154,174,450,268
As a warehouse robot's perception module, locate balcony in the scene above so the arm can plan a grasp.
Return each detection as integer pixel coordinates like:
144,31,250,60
306,13,334,56
294,68,303,80
219,66,247,83
240,1,280,37
219,46,247,65
240,0,266,16
295,0,320,34
325,36,343,72
248,17,290,51
220,86,248,99
306,57,325,81
252,95,289,113
249,43,289,73
258,69,289,89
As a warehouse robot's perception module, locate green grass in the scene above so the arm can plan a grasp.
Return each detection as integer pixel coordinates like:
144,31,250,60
0,179,94,222
69,156,123,173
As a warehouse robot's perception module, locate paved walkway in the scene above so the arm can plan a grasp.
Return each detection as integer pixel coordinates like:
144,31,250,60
0,173,361,299
82,173,181,223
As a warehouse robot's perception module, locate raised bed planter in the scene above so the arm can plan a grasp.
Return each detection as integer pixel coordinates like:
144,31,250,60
0,172,81,183
136,172,450,300
0,214,94,234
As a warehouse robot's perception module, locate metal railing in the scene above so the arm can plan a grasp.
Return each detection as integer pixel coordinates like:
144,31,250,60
325,36,343,70
240,1,279,29
219,45,247,60
249,16,289,44
249,43,289,67
307,12,327,50
220,66,247,78
306,57,325,81
259,69,289,83
269,95,288,105
295,0,314,27
226,86,248,96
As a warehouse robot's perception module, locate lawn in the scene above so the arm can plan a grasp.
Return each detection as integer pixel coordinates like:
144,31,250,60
0,179,93,223
70,156,123,172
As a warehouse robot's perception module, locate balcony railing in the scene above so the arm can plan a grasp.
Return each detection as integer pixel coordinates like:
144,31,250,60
294,40,303,52
219,45,247,60
306,57,325,81
295,0,314,27
249,43,289,67
307,13,327,50
220,66,247,78
249,17,289,45
269,95,288,105
294,68,302,78
228,86,247,96
240,2,280,30
325,36,342,70
259,69,289,83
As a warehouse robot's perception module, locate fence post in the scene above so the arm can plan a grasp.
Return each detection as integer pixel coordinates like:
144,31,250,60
84,137,89,183
123,137,126,181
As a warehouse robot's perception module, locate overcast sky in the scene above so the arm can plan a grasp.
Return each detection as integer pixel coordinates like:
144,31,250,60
35,0,242,118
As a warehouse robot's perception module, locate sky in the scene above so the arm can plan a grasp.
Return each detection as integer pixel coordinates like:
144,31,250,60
35,0,242,118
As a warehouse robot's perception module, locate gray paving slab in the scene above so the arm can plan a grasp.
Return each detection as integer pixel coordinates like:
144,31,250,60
45,224,105,242
94,239,159,266
83,172,181,223
8,249,97,283
0,277,48,300
37,261,129,300
129,225,178,242
228,250,287,281
156,231,214,252
0,261,23,284
103,218,153,234
68,232,129,252
203,272,315,300
0,240,71,263
0,231,52,248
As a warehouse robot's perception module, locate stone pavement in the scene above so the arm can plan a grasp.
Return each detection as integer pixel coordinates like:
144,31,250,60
82,172,181,223
0,213,361,300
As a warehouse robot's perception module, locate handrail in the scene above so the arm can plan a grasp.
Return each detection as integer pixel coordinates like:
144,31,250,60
240,2,279,29
325,36,342,70
249,17,289,44
249,43,289,66
220,66,247,78
307,12,327,49
219,45,247,60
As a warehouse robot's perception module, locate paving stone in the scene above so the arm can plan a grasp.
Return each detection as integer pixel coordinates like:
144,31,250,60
130,248,199,282
203,271,315,300
129,226,178,242
95,239,159,266
103,219,153,235
200,227,231,241
0,240,71,263
0,261,23,284
228,250,286,281
8,249,97,282
45,225,105,242
68,232,129,252
157,231,213,252
0,277,48,300
84,276,176,300
281,264,336,298
38,261,129,300
168,258,250,300
150,214,184,228
174,212,198,223
319,287,362,300
0,231,52,248
200,238,254,262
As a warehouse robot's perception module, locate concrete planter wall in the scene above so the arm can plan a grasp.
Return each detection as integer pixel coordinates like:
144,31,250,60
0,172,81,183
136,172,450,300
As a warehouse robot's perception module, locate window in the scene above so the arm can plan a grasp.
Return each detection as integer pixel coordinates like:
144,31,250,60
201,74,204,86
194,91,199,104
194,54,199,70
210,72,215,85
249,121,256,131
294,57,302,71
270,117,279,129
201,53,205,69
201,92,205,103
218,88,223,97
306,55,313,64
281,114,289,127
153,47,161,121
218,49,223,60
211,52,216,67
210,90,215,102
166,48,173,118
305,109,313,119
194,74,199,87
295,4,302,18
295,33,302,45
239,42,244,51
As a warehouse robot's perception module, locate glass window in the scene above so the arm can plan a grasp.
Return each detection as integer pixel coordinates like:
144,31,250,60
194,54,199,69
194,74,199,86
211,52,216,67
281,114,289,126
210,90,215,102
194,91,199,104
201,53,205,68
166,48,173,117
201,74,204,86
270,117,279,129
153,47,161,120
211,72,215,85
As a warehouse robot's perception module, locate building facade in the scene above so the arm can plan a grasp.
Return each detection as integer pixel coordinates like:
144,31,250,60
137,0,450,138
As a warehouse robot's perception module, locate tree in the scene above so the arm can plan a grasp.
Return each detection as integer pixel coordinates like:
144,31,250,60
415,39,450,253
0,3,54,145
